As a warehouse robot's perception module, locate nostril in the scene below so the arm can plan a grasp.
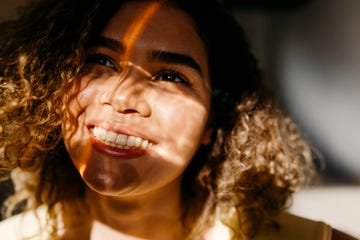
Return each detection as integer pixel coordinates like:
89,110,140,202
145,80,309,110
122,109,139,114
98,73,152,117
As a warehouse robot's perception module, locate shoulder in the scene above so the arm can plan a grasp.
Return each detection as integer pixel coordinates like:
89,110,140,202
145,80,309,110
251,212,332,240
205,211,332,240
0,206,48,240
332,228,358,240
257,212,358,240
206,210,335,240
277,211,332,238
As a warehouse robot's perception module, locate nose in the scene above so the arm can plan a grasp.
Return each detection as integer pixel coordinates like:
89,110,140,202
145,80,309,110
100,66,151,117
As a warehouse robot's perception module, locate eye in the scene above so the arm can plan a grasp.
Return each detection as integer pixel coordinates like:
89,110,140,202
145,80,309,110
86,53,117,71
153,70,190,86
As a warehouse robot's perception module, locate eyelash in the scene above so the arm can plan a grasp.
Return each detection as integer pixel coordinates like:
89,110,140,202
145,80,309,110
86,53,117,71
85,53,191,87
152,69,191,86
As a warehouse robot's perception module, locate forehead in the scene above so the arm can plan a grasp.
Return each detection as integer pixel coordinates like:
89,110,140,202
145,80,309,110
101,1,208,64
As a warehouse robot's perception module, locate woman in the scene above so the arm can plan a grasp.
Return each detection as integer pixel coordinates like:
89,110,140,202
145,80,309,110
0,0,356,239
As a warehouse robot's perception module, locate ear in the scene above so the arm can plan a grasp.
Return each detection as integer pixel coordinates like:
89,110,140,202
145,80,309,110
201,128,213,145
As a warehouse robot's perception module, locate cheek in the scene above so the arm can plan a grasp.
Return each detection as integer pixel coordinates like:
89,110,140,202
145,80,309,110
66,72,111,115
62,113,89,174
62,78,96,168
156,95,210,163
62,75,102,140
72,80,99,113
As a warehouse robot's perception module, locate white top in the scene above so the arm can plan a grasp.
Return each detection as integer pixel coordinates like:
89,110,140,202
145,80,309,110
0,206,49,240
0,207,332,240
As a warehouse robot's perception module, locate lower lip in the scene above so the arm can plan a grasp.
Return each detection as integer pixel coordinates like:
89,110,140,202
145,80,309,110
89,133,148,159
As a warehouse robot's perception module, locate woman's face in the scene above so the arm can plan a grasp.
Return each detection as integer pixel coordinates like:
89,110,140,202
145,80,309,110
63,1,211,196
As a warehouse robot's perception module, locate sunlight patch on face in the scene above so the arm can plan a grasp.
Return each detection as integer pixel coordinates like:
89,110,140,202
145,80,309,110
154,97,209,167
78,139,92,178
122,2,161,61
120,61,151,78
79,163,86,177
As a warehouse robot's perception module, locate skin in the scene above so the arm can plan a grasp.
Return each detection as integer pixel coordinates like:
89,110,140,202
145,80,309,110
62,1,212,239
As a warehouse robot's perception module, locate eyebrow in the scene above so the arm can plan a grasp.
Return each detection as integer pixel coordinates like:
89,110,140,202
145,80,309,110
148,51,203,77
87,36,124,52
87,35,203,76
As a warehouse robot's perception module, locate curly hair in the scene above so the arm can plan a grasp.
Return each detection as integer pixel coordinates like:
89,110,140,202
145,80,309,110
0,0,97,218
0,0,317,239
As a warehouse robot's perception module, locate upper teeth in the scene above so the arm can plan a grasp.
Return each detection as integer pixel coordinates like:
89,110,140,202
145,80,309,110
92,126,151,149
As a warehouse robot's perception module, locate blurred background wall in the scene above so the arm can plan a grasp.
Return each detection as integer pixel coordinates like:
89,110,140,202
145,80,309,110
226,0,360,184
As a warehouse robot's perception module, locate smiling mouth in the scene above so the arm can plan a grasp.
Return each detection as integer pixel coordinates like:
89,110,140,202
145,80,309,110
91,126,152,149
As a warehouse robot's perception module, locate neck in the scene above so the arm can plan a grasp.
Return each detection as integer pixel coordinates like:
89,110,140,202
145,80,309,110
85,178,190,240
